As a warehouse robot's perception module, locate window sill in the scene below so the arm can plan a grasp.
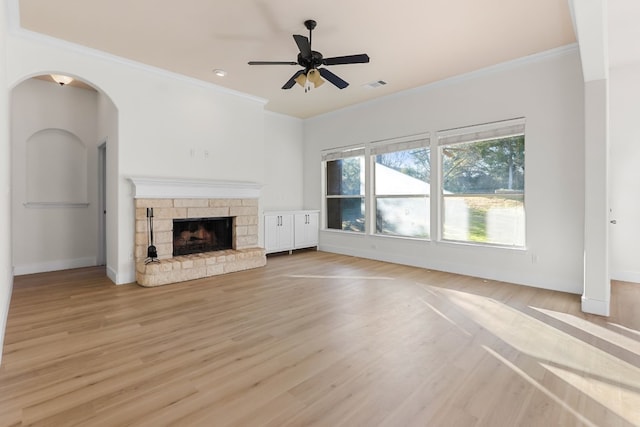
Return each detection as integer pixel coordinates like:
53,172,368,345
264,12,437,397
372,233,430,243
437,239,527,252
321,228,366,236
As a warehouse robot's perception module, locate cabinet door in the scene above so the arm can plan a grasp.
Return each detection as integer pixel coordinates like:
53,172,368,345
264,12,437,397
305,212,319,246
294,214,306,248
294,212,319,249
279,214,294,251
264,214,280,252
265,214,294,253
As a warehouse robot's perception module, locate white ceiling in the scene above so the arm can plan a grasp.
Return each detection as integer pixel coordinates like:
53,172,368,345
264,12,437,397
17,0,578,118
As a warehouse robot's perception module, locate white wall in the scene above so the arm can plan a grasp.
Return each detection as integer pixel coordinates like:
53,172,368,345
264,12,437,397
96,91,119,282
11,78,100,274
262,112,304,211
303,48,586,294
1,19,308,364
6,33,268,284
610,62,640,283
582,78,610,315
0,0,14,365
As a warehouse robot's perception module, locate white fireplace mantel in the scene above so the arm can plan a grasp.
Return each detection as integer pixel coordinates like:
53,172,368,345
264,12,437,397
129,177,262,199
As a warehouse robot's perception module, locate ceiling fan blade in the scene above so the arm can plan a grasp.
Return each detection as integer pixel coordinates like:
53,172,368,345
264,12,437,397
248,61,298,65
293,34,311,58
282,70,306,89
318,68,349,89
323,54,370,66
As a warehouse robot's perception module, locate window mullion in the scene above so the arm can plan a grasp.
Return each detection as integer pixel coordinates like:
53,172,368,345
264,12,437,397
366,146,374,236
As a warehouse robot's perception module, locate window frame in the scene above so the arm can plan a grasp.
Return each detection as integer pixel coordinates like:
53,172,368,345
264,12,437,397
371,136,431,240
319,119,526,251
437,118,526,248
322,146,366,233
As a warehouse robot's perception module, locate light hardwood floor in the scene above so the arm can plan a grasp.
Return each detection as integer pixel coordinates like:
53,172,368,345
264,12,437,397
1,251,639,426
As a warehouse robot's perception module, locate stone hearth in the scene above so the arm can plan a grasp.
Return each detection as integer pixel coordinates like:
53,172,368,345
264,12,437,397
130,178,266,287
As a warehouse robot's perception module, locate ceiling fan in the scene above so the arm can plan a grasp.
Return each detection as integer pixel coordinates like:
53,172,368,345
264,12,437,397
248,20,370,91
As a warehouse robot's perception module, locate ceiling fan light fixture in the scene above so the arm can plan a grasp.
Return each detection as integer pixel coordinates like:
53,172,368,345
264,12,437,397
50,74,74,86
307,69,325,88
294,73,307,87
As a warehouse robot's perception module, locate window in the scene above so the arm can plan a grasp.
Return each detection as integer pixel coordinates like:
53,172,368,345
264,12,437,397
372,138,430,238
323,147,365,232
438,119,525,247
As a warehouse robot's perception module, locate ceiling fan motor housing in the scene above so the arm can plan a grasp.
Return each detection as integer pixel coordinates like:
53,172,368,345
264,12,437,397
298,51,324,71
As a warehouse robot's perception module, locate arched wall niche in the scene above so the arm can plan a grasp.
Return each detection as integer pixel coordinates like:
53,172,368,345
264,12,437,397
25,128,87,205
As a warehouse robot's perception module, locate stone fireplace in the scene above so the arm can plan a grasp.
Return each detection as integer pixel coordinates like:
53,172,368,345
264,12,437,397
130,178,266,287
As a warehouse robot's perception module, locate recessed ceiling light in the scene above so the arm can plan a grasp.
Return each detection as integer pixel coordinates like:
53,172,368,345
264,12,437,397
213,69,227,77
364,80,387,89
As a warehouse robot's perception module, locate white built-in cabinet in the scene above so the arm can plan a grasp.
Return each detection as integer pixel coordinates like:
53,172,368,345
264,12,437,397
264,210,319,254
294,211,319,249
264,213,294,254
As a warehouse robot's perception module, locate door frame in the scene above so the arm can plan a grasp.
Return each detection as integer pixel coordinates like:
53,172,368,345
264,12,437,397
97,140,107,266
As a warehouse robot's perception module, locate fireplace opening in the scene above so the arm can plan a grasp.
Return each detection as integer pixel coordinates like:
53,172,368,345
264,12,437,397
173,217,233,256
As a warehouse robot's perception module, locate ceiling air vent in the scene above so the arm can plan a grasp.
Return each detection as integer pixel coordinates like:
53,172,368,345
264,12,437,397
364,80,387,89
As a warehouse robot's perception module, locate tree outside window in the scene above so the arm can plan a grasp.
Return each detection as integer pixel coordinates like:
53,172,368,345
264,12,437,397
326,156,365,232
441,135,525,246
374,146,430,238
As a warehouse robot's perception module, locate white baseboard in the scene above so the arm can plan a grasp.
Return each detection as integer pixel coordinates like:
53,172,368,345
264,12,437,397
318,243,582,294
0,272,13,366
13,257,97,276
581,295,610,317
610,271,640,284
106,266,118,284
115,260,137,285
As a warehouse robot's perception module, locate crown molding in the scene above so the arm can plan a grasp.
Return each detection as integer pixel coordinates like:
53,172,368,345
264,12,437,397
311,43,580,121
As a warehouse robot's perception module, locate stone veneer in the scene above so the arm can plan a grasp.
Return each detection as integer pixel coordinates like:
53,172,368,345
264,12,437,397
134,197,265,287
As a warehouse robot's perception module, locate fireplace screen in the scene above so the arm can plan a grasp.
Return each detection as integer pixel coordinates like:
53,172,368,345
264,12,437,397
173,217,233,256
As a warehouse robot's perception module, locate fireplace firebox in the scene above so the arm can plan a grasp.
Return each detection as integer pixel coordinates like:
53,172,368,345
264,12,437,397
173,217,233,256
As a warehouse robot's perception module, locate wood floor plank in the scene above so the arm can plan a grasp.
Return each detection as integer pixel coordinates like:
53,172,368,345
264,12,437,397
0,251,639,426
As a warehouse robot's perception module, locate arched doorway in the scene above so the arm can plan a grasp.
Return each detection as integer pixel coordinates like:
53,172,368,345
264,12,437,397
10,73,118,279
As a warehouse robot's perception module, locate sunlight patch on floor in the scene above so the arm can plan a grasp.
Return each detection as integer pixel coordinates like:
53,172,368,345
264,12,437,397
436,287,640,425
608,322,640,337
418,297,472,336
483,345,598,427
530,306,640,356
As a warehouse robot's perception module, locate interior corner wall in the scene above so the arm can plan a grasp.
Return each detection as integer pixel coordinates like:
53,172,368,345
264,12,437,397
262,112,304,211
0,0,13,365
609,62,640,284
7,33,267,284
582,78,610,315
11,79,100,275
303,49,586,294
96,91,118,283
